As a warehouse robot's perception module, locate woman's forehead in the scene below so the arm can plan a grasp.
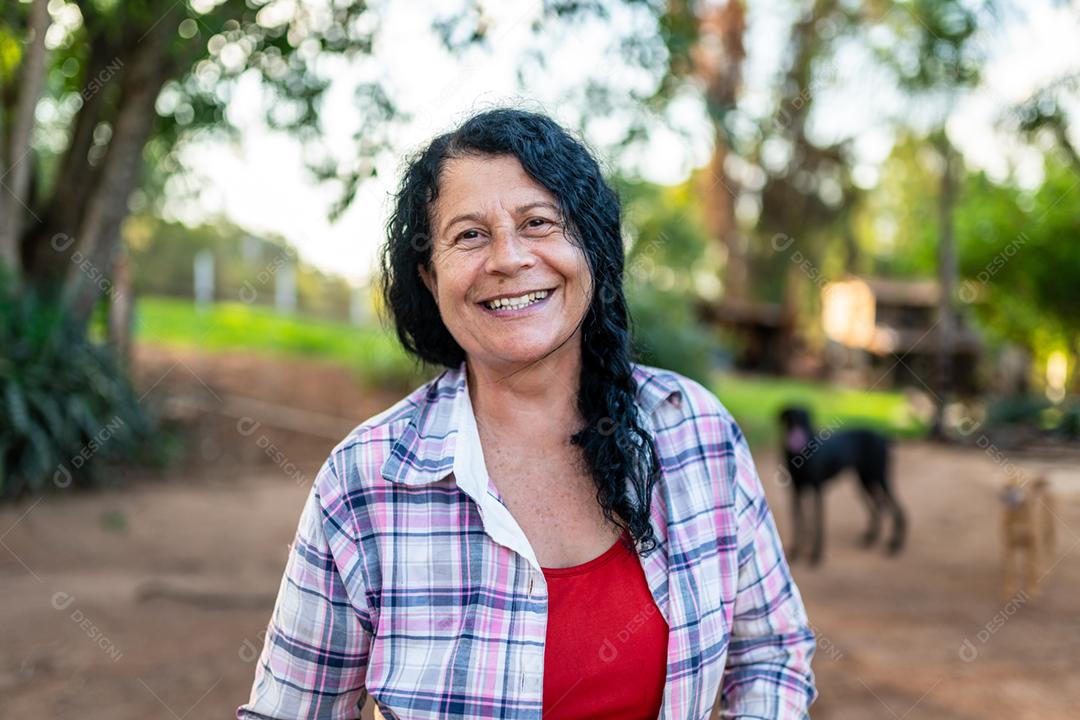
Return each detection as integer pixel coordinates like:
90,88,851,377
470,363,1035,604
435,155,558,214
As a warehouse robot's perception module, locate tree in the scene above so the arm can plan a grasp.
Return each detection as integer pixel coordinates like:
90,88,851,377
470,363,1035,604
957,155,1080,393
1,1,402,327
1010,71,1080,180
0,0,49,285
871,0,997,434
647,0,858,304
683,0,749,299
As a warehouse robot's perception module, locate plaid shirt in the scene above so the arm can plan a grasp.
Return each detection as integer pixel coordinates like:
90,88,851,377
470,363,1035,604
237,361,817,719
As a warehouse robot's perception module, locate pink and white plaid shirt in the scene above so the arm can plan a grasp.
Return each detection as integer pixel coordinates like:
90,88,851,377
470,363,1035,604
237,361,817,719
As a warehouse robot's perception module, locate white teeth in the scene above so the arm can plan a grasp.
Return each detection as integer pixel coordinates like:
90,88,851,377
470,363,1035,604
485,289,549,311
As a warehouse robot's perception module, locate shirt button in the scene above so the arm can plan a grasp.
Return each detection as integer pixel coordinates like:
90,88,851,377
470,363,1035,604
529,570,543,596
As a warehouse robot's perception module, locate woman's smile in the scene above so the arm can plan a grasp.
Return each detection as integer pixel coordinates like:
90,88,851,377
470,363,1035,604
477,287,556,318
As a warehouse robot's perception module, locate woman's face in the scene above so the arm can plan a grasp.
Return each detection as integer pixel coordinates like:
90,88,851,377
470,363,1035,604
420,154,593,374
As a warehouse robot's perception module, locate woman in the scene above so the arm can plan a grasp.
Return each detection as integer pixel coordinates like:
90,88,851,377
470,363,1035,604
237,107,817,720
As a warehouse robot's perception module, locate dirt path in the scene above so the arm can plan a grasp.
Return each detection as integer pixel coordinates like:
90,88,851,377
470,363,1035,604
1,347,1077,719
772,442,1080,720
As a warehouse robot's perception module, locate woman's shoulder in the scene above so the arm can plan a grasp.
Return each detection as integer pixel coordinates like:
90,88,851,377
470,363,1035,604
317,368,455,488
630,365,756,521
630,362,737,426
341,376,439,444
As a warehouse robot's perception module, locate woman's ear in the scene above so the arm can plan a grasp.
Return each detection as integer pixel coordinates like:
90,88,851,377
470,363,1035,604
417,262,437,301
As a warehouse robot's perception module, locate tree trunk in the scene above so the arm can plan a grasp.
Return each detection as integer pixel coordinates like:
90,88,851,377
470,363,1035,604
0,0,51,283
0,68,5,283
108,245,134,368
23,33,123,282
1051,119,1080,180
61,22,175,328
1070,335,1080,395
691,1,747,300
931,133,958,438
702,136,747,299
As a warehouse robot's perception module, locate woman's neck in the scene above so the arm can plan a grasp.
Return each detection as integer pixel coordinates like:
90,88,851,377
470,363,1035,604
466,342,583,436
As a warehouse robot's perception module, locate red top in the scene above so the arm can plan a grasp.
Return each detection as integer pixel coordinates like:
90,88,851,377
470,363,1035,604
540,527,669,719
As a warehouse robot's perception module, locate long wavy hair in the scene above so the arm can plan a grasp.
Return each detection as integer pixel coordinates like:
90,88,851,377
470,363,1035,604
379,107,661,555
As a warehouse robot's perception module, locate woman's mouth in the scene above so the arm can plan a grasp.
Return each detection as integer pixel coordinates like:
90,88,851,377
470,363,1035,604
478,288,555,317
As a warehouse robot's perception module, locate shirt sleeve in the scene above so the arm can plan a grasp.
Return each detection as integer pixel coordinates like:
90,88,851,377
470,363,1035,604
237,457,374,720
718,418,818,719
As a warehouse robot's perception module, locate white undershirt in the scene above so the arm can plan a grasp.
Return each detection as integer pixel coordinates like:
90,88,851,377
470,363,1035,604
451,370,544,574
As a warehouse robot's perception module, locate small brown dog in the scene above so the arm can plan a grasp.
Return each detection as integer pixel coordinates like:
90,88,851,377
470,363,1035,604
1000,470,1056,599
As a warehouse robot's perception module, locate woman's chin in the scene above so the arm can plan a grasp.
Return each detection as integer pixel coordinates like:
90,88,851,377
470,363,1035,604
473,340,571,370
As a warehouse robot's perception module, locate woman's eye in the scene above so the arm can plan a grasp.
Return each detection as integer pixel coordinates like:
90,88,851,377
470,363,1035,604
524,217,556,234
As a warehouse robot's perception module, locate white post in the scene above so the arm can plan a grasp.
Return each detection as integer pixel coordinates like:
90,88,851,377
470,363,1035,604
241,234,261,265
275,259,296,314
194,250,215,307
350,284,370,326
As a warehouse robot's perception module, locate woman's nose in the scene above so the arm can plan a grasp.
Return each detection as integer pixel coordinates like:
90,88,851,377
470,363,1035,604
484,226,536,275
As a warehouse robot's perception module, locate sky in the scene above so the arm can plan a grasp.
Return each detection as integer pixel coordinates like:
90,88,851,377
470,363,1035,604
165,0,1080,285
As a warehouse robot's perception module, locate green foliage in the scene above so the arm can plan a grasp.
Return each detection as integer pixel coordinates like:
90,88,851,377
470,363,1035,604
711,372,926,449
0,289,153,500
0,21,20,83
629,283,722,387
875,0,991,91
984,394,1053,427
134,296,433,394
856,136,1080,388
982,394,1080,439
0,0,399,228
853,132,940,277
956,155,1080,368
1058,403,1080,440
617,174,712,273
617,174,727,385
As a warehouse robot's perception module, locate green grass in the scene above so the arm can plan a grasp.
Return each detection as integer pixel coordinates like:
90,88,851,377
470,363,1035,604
711,372,925,447
134,296,431,392
134,296,924,445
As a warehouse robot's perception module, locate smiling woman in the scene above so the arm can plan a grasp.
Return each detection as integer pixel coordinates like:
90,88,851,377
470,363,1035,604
237,107,818,720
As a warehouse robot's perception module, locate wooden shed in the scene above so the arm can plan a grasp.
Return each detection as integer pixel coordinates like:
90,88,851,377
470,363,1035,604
821,276,982,393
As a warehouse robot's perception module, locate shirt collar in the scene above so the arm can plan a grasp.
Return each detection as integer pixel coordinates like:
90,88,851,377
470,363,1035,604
380,359,682,487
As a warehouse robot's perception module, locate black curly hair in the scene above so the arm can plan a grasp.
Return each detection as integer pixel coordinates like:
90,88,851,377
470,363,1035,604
379,107,661,555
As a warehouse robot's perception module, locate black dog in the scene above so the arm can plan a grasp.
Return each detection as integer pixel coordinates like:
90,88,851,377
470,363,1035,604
778,406,906,565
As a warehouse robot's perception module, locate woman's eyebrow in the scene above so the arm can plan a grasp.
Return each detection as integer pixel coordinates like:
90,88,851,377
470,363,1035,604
516,201,559,215
441,201,559,236
441,211,485,237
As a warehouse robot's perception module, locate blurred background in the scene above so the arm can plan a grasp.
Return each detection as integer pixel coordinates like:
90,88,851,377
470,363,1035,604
1,0,1079,718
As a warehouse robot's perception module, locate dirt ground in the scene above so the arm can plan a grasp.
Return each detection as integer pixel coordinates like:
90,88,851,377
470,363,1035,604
1,346,1078,719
